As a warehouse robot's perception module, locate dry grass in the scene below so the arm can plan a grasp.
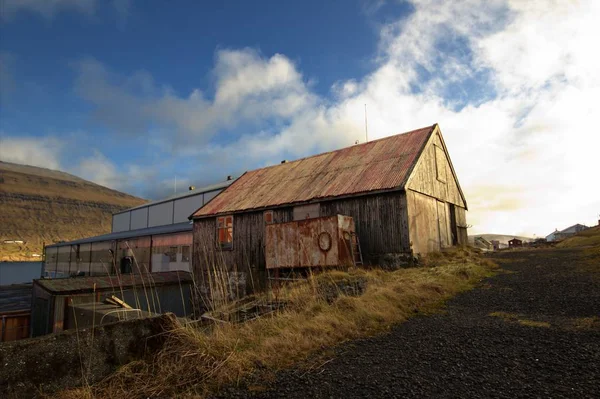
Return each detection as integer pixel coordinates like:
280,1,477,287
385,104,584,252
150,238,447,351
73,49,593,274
570,316,600,330
58,248,496,399
517,319,551,328
489,312,551,328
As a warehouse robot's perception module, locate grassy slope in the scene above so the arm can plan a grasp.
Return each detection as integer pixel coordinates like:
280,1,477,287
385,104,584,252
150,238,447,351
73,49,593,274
0,161,146,260
59,248,497,399
556,225,600,249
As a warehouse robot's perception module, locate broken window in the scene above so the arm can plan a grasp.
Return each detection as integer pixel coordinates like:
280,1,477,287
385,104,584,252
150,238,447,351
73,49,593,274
217,215,233,250
168,246,178,262
264,210,274,224
181,245,190,262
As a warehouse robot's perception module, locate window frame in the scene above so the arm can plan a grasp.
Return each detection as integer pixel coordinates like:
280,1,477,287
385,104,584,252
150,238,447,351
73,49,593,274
181,245,190,262
217,215,234,250
264,210,274,224
434,144,447,183
168,246,178,262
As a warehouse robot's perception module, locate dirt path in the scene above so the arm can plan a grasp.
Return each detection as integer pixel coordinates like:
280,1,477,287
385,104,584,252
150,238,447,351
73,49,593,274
220,248,600,398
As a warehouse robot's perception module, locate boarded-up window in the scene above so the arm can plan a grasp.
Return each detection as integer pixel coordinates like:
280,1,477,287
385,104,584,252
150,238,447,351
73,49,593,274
264,210,274,224
293,204,320,221
217,215,234,250
181,245,190,262
435,145,446,183
168,246,178,262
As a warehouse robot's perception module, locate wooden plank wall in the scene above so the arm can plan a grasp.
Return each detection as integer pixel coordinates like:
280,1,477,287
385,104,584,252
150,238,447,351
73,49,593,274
406,131,465,207
319,192,410,257
193,192,411,303
406,189,468,254
406,190,440,254
456,206,468,245
193,208,294,301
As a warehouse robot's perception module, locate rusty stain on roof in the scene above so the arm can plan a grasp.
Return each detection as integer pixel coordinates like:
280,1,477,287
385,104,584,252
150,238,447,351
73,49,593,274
193,124,435,218
35,271,193,294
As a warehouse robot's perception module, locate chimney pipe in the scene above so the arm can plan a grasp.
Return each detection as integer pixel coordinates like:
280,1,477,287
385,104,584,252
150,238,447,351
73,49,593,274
227,175,232,181
188,186,195,191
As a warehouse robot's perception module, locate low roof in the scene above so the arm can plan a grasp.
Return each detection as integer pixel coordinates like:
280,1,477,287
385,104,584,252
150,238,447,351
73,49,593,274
0,284,32,314
46,221,192,248
34,271,193,295
192,125,435,218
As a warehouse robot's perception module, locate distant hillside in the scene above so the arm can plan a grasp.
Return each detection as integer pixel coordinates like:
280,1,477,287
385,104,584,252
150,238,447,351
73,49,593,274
0,161,146,261
468,234,534,246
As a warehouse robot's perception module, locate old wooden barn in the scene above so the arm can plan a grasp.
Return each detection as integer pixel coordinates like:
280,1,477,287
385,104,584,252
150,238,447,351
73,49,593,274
190,123,468,298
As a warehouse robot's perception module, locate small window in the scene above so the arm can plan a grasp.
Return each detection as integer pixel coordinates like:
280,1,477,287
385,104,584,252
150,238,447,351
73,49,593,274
217,215,233,250
264,210,274,224
434,145,446,183
181,245,190,262
168,246,178,262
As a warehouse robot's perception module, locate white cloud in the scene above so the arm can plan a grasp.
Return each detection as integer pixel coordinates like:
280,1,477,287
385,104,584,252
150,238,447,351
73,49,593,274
0,135,63,169
7,0,599,235
73,49,316,145
197,0,600,236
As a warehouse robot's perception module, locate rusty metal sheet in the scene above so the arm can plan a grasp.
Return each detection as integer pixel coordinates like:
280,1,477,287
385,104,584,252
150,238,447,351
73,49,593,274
193,125,434,218
265,215,356,269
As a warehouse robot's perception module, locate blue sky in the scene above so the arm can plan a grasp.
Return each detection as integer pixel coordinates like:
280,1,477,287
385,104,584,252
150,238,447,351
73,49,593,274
1,0,599,236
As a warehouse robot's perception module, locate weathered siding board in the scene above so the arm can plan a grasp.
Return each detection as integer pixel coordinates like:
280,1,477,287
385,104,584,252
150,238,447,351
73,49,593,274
406,190,440,254
437,200,450,248
456,206,468,245
193,192,411,303
406,131,465,208
319,192,410,257
193,208,294,299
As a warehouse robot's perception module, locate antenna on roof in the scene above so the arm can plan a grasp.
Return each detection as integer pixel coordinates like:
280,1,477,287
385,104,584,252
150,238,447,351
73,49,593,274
364,104,369,143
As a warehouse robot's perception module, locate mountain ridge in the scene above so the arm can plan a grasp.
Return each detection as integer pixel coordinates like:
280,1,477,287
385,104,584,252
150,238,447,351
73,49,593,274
0,161,146,261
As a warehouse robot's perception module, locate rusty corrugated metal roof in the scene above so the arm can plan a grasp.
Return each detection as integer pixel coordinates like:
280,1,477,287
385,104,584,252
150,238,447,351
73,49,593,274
193,124,435,218
34,271,193,294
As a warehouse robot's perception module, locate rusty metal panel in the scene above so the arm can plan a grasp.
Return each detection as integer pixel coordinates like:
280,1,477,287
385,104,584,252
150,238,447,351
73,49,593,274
193,125,434,218
298,216,339,267
265,219,299,268
265,215,356,269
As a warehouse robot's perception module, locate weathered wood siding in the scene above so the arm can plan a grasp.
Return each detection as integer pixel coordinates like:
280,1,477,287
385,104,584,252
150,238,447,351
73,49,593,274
456,206,468,245
406,190,440,254
406,130,465,208
319,192,410,256
193,192,411,301
193,208,293,301
406,189,468,254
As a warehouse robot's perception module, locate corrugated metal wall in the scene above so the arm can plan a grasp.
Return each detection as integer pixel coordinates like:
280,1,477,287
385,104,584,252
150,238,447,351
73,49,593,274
112,188,225,233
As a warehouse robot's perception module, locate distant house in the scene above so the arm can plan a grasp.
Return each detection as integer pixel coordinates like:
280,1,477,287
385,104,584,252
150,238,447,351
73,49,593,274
545,224,589,242
508,238,523,248
191,124,469,299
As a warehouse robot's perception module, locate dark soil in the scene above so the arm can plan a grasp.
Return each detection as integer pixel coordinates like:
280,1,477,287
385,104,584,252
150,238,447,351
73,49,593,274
217,248,600,398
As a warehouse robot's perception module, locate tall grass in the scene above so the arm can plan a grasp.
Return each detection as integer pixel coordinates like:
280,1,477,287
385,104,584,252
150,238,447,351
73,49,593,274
58,247,496,399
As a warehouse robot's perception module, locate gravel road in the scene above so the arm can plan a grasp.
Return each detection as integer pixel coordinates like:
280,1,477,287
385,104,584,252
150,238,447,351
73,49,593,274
218,248,600,398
